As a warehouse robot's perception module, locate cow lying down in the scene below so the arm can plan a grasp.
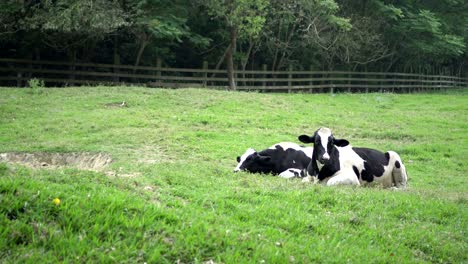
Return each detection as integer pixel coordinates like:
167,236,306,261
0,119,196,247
234,142,313,178
298,127,408,188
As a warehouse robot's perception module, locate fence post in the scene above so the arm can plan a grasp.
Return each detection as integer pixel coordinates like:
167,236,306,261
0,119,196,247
113,52,120,83
202,61,208,87
27,54,33,81
348,73,351,93
69,51,76,86
423,70,426,92
17,72,22,87
364,73,369,93
439,69,443,92
235,64,238,90
379,74,383,93
288,65,292,93
420,68,424,93
320,72,325,93
309,65,314,93
156,58,162,87
262,64,267,93
451,75,455,91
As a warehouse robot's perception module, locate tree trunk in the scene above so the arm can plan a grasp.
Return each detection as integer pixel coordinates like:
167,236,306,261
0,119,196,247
113,34,121,82
277,23,296,71
271,19,283,72
134,32,149,74
210,43,231,78
241,37,255,86
226,26,237,90
68,49,77,86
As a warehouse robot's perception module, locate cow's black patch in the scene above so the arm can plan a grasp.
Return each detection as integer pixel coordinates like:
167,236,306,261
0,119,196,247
395,160,401,168
311,146,341,180
300,130,341,179
361,162,374,182
238,145,311,176
352,166,360,179
353,148,389,182
288,169,301,177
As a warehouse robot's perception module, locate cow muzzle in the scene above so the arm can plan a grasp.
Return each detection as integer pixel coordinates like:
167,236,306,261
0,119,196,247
318,153,330,164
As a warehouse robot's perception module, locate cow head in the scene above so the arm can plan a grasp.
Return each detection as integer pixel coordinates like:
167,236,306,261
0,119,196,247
298,127,349,166
234,148,272,173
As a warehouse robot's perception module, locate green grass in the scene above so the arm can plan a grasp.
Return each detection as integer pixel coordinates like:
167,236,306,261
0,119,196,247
0,87,467,263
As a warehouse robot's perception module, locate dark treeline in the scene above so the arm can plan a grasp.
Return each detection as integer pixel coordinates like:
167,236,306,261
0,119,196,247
1,0,467,89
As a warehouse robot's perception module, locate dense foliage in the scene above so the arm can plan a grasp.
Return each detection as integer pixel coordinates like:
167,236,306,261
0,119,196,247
1,0,466,77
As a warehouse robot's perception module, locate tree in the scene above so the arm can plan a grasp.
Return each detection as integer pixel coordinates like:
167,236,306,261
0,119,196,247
0,1,23,37
200,0,268,90
257,0,351,71
17,0,127,61
341,0,466,73
122,0,210,69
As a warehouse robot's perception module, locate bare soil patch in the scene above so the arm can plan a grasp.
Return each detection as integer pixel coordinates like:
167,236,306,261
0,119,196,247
0,152,112,170
105,101,128,108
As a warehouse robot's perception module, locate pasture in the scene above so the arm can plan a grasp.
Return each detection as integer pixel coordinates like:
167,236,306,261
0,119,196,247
0,87,466,263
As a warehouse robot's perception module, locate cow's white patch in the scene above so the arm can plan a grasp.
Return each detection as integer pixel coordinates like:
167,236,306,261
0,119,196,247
326,168,361,186
269,142,313,159
318,145,365,186
302,147,314,158
336,145,365,172
316,160,324,170
279,168,301,179
269,142,302,151
234,148,256,172
317,127,332,155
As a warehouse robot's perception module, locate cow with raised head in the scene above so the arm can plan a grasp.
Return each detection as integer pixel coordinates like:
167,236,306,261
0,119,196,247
234,142,313,178
298,127,407,188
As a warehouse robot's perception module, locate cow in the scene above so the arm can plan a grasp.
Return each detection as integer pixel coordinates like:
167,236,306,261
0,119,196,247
234,142,313,179
298,127,407,188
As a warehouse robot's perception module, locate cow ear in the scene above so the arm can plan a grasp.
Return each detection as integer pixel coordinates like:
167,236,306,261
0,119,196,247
236,156,241,162
258,156,271,163
334,139,349,147
298,135,314,144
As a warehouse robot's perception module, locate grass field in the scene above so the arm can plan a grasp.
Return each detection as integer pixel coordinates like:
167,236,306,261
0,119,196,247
0,86,467,263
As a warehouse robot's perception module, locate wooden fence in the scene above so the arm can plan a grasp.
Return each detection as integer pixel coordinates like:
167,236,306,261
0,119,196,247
0,58,466,93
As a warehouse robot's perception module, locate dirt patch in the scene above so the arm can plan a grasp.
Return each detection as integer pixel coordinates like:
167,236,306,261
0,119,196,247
129,145,174,164
105,170,141,178
0,152,112,171
105,101,128,108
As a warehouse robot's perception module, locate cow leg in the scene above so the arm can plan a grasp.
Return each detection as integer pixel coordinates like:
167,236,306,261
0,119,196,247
392,162,408,188
326,171,361,186
279,168,302,179
302,175,320,183
387,151,408,188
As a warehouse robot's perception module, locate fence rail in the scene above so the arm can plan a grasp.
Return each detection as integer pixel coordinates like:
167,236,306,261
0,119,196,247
0,58,466,93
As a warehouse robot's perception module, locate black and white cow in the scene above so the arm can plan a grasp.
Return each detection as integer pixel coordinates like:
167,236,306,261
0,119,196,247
234,142,313,178
298,127,407,188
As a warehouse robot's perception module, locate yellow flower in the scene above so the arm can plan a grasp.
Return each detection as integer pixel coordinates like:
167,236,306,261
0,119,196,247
53,198,61,206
